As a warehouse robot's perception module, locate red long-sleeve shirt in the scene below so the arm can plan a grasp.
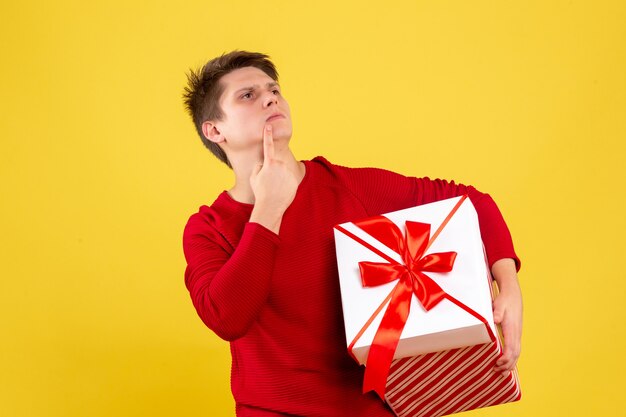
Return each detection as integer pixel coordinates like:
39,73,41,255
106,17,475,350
183,156,520,417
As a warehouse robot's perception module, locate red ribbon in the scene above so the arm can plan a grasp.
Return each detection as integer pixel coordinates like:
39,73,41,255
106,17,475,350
353,216,457,398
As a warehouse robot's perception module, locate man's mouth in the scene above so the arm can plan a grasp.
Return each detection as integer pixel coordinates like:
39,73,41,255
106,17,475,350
266,113,285,122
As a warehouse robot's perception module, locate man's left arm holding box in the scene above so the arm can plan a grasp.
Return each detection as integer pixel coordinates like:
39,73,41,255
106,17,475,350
329,160,523,373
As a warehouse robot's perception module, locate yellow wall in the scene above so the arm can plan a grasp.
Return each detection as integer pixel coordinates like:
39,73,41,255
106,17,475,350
2,1,624,415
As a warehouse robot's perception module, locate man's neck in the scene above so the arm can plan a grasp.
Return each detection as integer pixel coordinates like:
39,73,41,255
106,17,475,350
227,147,305,205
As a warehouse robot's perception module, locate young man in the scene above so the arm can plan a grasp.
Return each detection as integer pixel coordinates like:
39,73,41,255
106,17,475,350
182,51,522,417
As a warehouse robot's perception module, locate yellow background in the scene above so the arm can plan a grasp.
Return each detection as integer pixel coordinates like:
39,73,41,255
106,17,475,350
2,1,625,416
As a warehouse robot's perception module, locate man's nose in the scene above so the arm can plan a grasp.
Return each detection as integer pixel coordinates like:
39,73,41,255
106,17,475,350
263,92,278,107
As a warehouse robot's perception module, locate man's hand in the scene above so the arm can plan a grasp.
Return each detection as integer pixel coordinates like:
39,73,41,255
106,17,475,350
249,124,299,234
491,258,523,374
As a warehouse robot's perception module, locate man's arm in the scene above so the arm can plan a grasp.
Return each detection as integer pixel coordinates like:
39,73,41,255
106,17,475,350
331,163,523,371
491,258,523,373
248,124,299,233
184,221,280,341
332,164,521,268
184,125,299,341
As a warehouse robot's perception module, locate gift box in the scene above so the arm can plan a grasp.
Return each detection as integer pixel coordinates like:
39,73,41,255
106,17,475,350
333,195,521,417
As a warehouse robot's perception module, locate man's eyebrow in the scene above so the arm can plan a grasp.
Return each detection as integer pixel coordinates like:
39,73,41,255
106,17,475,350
233,82,280,95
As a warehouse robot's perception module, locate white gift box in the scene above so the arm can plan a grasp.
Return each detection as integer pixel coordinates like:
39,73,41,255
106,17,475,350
333,195,498,365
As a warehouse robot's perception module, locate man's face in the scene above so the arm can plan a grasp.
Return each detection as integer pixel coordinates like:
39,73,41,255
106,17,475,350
211,66,292,154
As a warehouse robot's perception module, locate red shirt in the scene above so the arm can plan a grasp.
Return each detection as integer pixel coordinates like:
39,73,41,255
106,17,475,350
183,156,520,417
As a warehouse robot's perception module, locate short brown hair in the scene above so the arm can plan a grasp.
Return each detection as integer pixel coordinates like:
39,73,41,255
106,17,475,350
182,50,279,168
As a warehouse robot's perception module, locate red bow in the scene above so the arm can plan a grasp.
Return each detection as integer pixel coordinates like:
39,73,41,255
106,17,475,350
354,216,457,398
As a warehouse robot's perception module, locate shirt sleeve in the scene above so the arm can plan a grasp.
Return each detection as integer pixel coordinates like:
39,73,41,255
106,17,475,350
333,164,521,271
183,217,281,341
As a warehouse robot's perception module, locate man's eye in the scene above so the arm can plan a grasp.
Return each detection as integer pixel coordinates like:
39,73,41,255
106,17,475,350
242,92,252,99
272,89,280,95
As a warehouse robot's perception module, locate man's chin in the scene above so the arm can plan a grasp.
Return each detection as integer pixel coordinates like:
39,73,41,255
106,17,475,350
270,129,293,142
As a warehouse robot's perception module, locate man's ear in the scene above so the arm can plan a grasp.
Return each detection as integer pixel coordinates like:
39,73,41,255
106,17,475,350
202,121,225,144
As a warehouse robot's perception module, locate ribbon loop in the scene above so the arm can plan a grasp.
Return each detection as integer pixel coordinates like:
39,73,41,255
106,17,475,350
404,221,430,263
417,252,457,272
355,216,406,256
358,262,406,287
